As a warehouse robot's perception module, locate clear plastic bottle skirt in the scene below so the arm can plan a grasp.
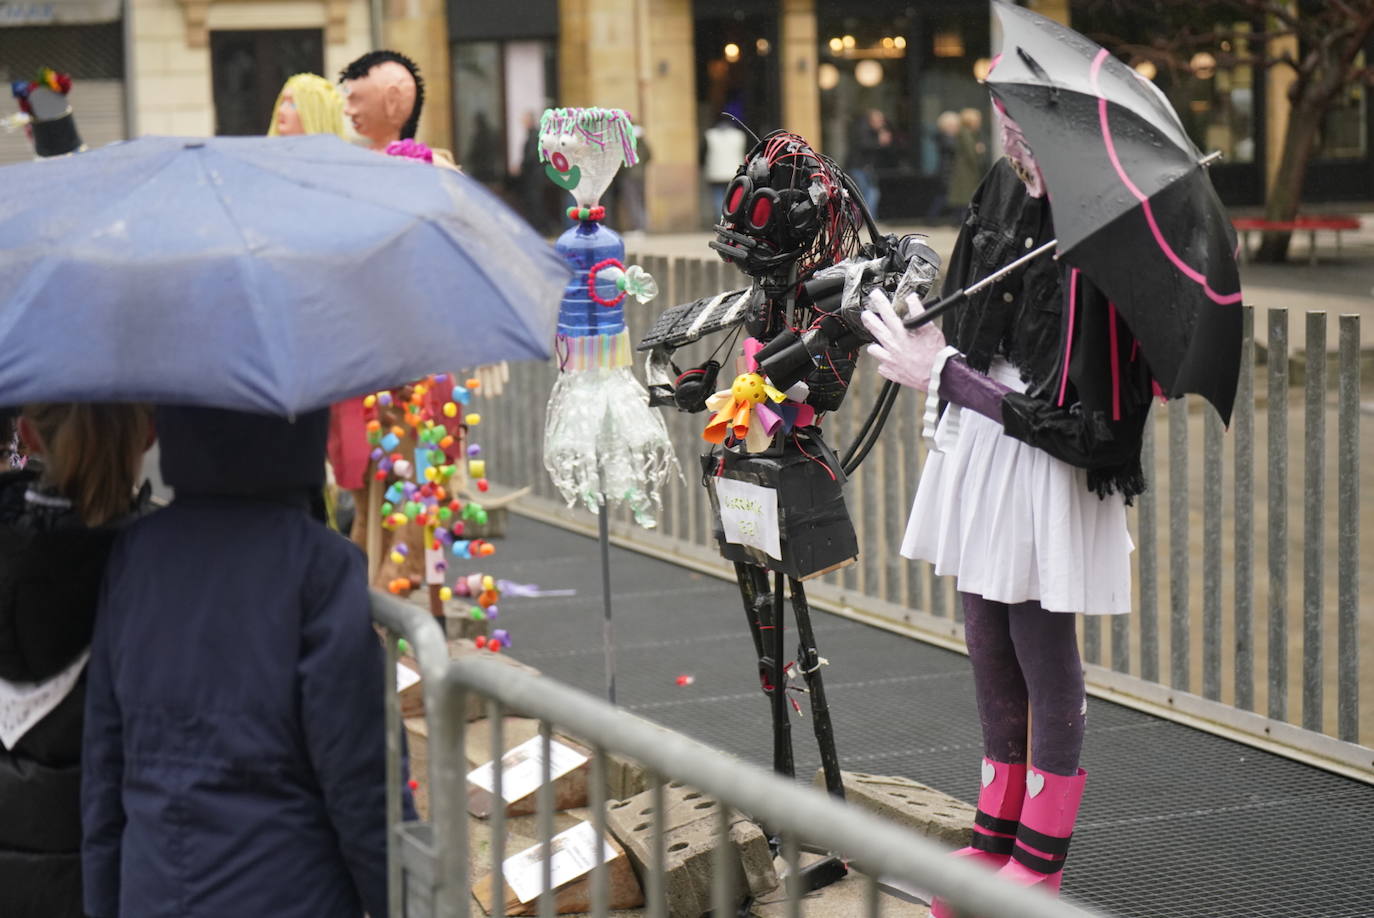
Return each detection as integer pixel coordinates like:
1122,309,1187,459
543,367,679,528
901,358,1134,615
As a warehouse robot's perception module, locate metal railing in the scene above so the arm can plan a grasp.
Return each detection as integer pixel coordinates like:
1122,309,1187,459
474,250,1368,780
371,590,1109,918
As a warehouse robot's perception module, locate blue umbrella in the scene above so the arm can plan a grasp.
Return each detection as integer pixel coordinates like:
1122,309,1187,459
0,134,569,415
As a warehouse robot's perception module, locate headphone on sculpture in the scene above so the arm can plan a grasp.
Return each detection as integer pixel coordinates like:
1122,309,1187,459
710,130,855,279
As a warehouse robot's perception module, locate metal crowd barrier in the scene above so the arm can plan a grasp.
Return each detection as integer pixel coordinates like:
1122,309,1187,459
474,250,1368,781
370,590,1109,918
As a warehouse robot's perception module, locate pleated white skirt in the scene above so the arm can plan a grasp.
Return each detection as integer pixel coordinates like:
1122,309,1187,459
901,358,1134,615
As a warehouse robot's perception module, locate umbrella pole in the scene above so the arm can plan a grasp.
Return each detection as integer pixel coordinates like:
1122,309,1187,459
598,492,616,705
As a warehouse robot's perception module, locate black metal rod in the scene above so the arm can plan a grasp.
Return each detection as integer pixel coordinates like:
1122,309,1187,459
842,380,900,475
599,497,615,705
789,578,845,799
771,571,793,779
733,561,767,662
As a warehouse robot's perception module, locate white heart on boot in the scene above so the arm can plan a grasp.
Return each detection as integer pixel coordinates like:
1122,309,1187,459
1026,770,1045,798
981,760,996,788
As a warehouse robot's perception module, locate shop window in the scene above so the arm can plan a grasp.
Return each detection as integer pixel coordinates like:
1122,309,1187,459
451,39,555,182
695,11,779,138
210,30,323,136
1315,49,1367,161
451,38,556,229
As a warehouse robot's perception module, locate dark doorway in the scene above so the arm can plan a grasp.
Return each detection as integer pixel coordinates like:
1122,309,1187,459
694,7,780,138
210,30,324,136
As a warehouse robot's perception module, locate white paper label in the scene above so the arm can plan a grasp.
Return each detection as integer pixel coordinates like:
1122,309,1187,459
713,476,781,560
396,662,421,693
424,542,445,584
503,821,617,904
467,735,588,804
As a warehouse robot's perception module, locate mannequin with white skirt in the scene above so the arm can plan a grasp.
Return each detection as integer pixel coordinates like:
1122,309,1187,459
861,106,1157,916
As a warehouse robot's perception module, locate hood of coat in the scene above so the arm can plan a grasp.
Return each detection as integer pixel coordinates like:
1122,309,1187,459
0,469,112,683
156,406,329,499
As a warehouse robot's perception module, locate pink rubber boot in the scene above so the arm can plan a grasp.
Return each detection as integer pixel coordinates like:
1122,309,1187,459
993,767,1088,897
929,758,1027,918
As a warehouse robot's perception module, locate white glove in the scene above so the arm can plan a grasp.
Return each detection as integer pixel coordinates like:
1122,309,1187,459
861,289,947,393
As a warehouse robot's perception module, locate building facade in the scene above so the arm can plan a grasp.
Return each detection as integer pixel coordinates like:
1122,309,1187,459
4,0,1368,223
442,0,1371,230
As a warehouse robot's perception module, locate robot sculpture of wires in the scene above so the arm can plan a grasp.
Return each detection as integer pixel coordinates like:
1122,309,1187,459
639,129,940,890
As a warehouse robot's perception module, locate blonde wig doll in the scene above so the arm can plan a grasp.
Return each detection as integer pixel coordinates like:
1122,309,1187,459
267,73,346,138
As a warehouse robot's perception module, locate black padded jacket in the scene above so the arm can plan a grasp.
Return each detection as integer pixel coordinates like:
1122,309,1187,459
0,468,124,918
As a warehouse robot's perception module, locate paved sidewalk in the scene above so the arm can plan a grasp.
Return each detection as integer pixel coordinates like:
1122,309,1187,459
481,512,1374,918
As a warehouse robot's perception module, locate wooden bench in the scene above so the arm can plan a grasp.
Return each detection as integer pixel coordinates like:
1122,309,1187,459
1232,215,1361,265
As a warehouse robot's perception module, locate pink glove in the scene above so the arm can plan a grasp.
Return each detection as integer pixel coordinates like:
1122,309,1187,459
861,289,947,392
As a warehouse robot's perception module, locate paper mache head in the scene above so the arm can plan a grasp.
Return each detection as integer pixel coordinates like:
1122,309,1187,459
538,107,639,214
9,67,83,158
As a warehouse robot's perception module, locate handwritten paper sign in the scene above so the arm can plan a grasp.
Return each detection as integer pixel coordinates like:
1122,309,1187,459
714,477,782,560
503,821,617,904
468,735,589,804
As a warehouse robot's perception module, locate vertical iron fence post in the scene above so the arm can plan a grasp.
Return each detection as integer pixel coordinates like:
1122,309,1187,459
1203,403,1223,701
1138,416,1159,682
1168,399,1190,691
1302,312,1326,731
1234,306,1256,711
1336,314,1361,743
1267,308,1289,722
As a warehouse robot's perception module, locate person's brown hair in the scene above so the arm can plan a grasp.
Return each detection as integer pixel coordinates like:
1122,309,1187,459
22,403,152,526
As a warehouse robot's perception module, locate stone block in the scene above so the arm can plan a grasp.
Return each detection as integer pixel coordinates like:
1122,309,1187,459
446,609,491,642
447,638,541,721
606,782,778,917
815,769,974,849
605,751,651,801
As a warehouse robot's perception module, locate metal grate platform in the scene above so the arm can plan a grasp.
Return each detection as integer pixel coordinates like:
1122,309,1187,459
482,513,1374,917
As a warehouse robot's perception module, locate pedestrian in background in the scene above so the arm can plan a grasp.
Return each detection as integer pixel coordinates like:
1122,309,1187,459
82,407,392,918
846,108,893,220
517,110,553,233
0,403,152,918
268,73,347,138
928,110,962,222
948,106,988,213
701,111,748,226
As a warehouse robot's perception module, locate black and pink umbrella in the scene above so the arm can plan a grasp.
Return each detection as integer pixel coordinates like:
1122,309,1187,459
984,0,1242,423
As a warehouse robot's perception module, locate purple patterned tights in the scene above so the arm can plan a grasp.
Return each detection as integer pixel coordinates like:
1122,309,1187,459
961,592,1086,776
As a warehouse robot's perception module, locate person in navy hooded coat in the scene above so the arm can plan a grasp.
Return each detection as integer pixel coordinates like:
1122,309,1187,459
82,406,390,918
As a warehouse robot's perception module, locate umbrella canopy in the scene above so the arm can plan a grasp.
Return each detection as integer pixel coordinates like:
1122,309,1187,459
0,134,568,415
986,0,1242,423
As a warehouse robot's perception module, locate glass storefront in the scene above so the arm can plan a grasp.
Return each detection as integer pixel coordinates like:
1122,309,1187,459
450,37,557,232
816,1,992,220
694,7,780,137
448,0,559,227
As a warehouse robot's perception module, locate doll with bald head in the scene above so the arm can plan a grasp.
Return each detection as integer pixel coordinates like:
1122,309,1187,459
338,50,424,151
